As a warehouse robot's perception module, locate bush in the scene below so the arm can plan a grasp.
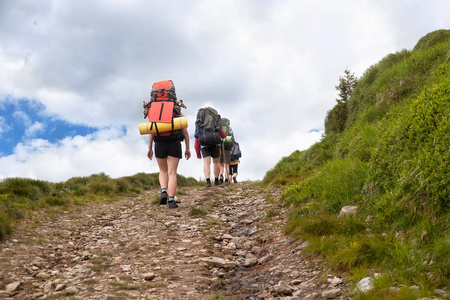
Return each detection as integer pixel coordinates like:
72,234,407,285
334,121,379,162
45,196,70,207
0,212,13,241
324,101,347,134
115,179,132,194
369,56,450,214
0,178,51,201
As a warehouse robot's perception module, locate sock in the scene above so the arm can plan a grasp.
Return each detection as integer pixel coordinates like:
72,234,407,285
206,178,211,182
161,188,167,193
215,177,219,182
168,197,175,202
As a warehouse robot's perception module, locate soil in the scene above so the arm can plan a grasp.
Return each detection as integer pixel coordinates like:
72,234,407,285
0,182,349,299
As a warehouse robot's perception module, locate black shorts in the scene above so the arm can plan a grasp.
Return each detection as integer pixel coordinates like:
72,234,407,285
229,164,238,174
155,140,182,159
201,144,221,159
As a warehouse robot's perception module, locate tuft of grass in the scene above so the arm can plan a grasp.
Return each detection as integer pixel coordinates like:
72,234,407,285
206,292,227,300
90,254,113,273
189,205,209,218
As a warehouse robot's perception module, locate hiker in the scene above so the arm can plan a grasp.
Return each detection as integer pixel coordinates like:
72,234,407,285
229,141,241,183
144,80,191,209
194,107,226,187
219,118,233,184
229,157,239,183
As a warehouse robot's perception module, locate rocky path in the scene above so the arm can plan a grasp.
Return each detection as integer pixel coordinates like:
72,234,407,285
0,182,349,299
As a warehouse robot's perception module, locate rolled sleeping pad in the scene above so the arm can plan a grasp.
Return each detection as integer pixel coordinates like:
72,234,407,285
222,136,232,142
139,116,188,135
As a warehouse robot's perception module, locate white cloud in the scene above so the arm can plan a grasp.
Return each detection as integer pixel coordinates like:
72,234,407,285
0,116,11,136
25,121,44,138
0,127,155,182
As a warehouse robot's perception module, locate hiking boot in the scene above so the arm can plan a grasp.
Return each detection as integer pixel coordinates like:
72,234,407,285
160,189,168,205
206,179,212,187
233,176,237,183
219,174,224,184
214,179,221,186
168,200,178,209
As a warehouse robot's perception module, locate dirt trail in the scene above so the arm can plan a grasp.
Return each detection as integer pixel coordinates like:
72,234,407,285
0,182,349,299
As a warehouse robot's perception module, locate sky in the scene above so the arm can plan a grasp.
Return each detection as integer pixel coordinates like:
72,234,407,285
0,0,449,183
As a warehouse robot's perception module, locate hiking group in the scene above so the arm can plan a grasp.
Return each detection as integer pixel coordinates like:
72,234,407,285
143,80,242,209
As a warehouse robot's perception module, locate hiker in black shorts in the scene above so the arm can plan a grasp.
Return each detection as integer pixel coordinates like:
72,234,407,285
194,107,226,187
147,127,191,208
200,143,221,187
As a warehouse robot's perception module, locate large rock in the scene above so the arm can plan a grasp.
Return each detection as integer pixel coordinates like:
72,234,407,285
322,288,342,299
200,257,228,268
339,205,358,216
5,281,21,293
357,277,374,292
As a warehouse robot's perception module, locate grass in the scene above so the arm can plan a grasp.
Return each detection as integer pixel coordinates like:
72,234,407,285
90,253,114,273
190,205,209,218
264,30,450,298
206,292,227,300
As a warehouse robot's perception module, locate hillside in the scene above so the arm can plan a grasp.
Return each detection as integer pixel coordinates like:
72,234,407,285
263,29,450,299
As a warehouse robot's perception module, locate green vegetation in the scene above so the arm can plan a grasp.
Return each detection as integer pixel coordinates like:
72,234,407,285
264,30,450,298
0,172,200,240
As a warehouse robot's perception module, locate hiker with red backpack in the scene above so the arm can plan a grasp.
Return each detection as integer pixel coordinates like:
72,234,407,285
143,80,191,209
194,107,226,187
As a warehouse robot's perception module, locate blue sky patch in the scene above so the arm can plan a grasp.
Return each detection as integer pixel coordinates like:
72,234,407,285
0,98,97,156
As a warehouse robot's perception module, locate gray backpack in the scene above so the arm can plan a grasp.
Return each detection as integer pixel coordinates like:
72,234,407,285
196,107,222,146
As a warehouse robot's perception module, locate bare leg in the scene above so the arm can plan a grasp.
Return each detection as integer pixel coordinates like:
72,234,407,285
224,163,230,182
213,157,220,179
203,156,211,179
166,156,180,197
157,156,180,197
156,157,168,190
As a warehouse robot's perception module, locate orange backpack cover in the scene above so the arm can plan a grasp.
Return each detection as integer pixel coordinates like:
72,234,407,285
148,80,177,123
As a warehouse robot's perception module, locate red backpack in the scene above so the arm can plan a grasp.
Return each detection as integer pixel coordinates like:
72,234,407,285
143,80,185,140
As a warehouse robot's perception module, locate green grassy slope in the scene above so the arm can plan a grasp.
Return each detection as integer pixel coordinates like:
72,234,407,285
264,29,450,298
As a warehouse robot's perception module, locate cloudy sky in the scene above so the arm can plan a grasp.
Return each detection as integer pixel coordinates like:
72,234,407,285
0,0,449,182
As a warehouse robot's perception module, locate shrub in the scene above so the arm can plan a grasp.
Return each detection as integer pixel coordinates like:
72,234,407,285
115,179,132,194
369,57,450,214
0,178,51,201
89,181,115,195
0,212,13,241
45,196,70,207
324,101,347,134
334,121,379,162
